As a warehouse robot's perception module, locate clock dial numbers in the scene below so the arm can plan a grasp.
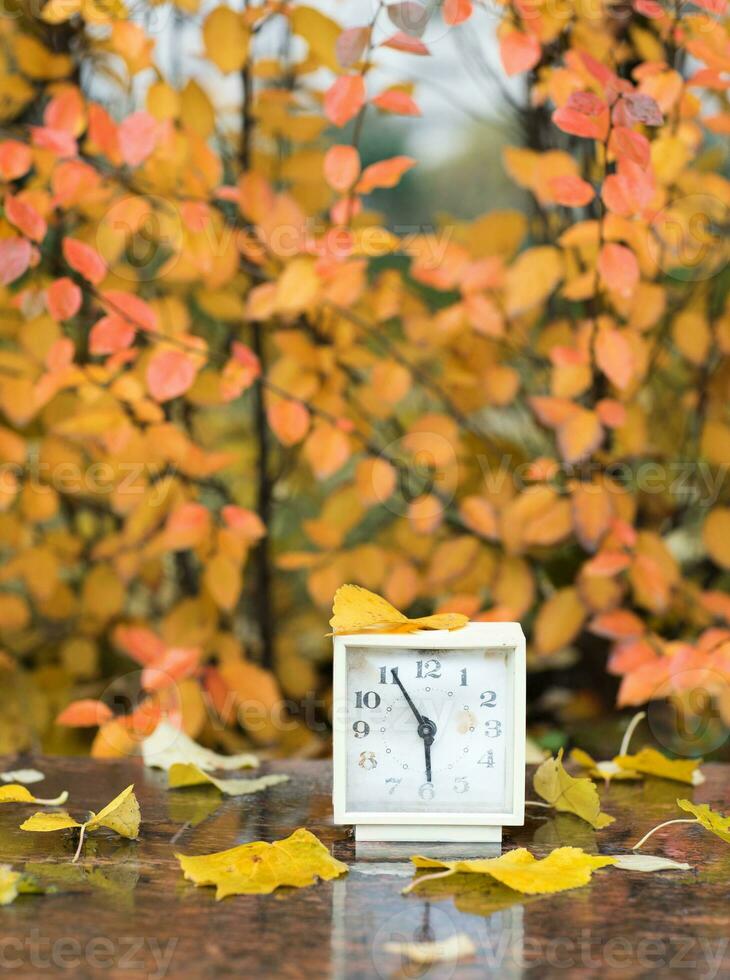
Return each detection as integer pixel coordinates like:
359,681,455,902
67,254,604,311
345,645,511,814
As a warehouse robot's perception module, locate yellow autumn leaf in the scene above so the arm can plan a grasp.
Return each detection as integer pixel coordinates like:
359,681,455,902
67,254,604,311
168,763,289,797
0,865,22,906
329,584,468,635
615,747,704,786
383,934,476,964
177,827,348,899
142,720,259,771
85,784,140,837
677,799,730,843
21,785,140,862
505,246,563,317
203,6,250,74
290,6,342,73
634,799,730,850
533,749,614,828
406,847,615,896
0,784,69,806
570,748,642,783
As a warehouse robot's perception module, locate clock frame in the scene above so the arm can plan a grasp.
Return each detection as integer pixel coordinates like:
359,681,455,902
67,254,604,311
332,622,526,843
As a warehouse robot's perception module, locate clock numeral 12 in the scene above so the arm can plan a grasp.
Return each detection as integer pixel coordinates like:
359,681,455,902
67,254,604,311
416,659,441,679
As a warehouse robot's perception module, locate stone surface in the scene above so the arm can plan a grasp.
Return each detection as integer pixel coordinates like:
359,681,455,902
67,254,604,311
0,756,727,978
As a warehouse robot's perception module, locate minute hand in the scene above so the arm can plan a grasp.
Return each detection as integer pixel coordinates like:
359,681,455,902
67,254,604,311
390,669,425,726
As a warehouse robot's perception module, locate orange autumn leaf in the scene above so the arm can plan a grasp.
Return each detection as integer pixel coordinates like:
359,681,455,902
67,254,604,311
598,243,639,297
372,89,420,116
57,699,114,727
595,327,635,390
550,175,595,207
499,31,541,76
356,156,416,194
323,145,361,192
46,277,81,321
146,350,199,402
62,236,106,284
324,75,366,127
443,0,473,24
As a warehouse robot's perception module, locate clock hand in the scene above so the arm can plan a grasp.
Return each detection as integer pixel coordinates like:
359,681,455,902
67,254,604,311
390,670,437,783
390,669,425,727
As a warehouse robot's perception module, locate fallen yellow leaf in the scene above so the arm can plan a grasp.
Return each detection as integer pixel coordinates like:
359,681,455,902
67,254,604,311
405,847,615,896
329,583,468,635
533,749,614,828
383,934,476,964
615,748,704,786
0,865,22,906
168,763,289,797
142,720,259,771
177,827,348,899
634,798,730,850
0,784,69,806
20,784,140,862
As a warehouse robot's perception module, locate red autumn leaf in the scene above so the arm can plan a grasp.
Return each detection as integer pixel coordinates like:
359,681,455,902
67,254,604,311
356,155,416,194
0,237,32,285
89,314,136,355
0,140,32,180
589,608,645,639
5,195,46,242
387,1,430,36
596,398,627,428
63,237,107,284
443,0,473,24
372,88,421,116
553,92,609,140
164,502,211,549
324,75,366,127
146,349,199,402
609,126,651,167
583,550,632,576
324,145,361,192
550,174,595,206
118,111,158,167
633,0,664,17
381,31,429,54
607,638,658,675
141,646,200,692
114,624,166,666
598,242,640,297
620,92,663,126
101,290,157,331
222,505,266,541
499,31,541,76
44,88,84,135
595,326,635,389
46,277,82,321
336,26,371,67
57,699,113,727
30,126,77,158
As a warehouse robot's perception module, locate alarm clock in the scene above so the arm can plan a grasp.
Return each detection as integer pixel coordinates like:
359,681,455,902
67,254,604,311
332,622,526,843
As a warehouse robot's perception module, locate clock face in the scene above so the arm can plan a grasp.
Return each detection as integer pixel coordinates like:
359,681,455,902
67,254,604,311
344,644,513,815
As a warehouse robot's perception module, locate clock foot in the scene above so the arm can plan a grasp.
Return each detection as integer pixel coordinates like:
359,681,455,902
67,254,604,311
354,823,502,843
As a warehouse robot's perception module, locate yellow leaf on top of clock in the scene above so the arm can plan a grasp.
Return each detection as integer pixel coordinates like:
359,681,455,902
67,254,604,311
329,584,468,635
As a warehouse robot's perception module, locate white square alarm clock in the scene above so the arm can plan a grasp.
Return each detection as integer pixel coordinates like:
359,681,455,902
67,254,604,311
332,622,526,843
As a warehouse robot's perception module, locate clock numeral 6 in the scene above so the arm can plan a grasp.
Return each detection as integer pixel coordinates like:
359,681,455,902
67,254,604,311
418,782,435,801
480,690,497,708
454,777,469,794
352,721,369,738
416,659,441,679
354,690,381,709
485,719,502,738
358,751,377,770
